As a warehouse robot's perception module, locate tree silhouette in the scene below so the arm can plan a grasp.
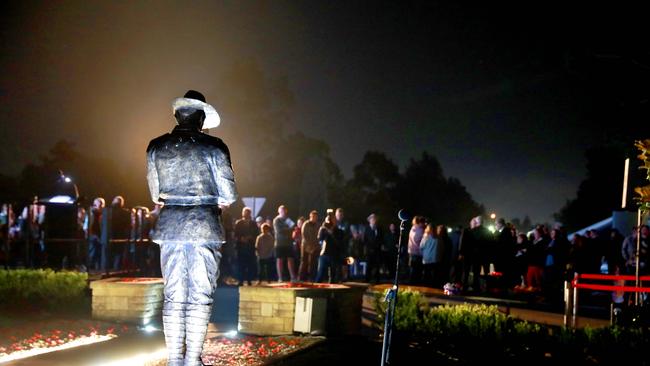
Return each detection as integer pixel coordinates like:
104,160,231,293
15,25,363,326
5,140,133,207
398,152,484,226
554,141,643,232
263,131,342,218
337,151,401,223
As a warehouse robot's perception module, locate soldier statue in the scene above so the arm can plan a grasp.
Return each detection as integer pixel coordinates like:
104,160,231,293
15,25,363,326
147,90,237,366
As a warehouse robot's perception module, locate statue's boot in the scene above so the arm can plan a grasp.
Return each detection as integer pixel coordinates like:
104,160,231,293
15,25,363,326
184,304,211,366
162,301,185,366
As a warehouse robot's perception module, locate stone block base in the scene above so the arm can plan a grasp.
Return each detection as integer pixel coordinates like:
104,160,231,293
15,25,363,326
90,277,164,325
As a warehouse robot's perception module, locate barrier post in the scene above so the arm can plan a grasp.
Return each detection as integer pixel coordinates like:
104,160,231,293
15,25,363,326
563,279,572,327
3,204,10,269
25,206,33,267
572,272,579,328
634,208,642,306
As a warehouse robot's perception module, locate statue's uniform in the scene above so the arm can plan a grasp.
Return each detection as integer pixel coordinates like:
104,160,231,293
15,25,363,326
147,124,237,366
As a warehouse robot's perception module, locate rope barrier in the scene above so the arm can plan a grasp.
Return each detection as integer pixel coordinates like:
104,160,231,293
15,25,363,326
577,273,650,281
572,282,650,293
564,272,646,328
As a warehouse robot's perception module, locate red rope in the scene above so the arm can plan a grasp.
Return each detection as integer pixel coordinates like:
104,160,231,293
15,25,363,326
573,283,650,293
577,273,650,281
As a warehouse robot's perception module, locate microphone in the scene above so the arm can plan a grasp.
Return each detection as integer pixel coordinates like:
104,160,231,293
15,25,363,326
397,209,410,222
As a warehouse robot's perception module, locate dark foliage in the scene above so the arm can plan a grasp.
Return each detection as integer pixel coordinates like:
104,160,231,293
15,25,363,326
555,141,644,232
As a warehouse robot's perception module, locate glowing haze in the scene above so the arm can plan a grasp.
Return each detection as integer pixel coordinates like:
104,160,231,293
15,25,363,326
0,2,646,223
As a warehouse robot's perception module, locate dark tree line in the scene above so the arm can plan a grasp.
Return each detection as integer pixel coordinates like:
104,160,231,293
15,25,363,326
554,140,645,232
0,138,485,228
5,58,640,232
329,151,484,227
207,59,485,224
0,140,133,207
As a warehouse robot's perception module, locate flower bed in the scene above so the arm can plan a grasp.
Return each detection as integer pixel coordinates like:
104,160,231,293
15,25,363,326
200,335,323,366
143,334,323,366
0,318,134,363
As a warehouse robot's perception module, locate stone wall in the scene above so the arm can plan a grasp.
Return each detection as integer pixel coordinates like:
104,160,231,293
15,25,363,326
238,283,367,336
90,277,164,325
238,286,299,335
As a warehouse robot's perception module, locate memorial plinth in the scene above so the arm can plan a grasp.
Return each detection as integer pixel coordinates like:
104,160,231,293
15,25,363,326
238,282,367,336
90,277,164,325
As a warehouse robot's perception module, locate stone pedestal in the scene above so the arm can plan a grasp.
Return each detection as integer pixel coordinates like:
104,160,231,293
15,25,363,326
238,283,367,336
90,277,164,325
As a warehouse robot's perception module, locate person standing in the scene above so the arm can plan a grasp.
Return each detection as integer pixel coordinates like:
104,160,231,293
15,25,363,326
408,216,425,285
382,222,399,280
348,224,365,279
316,211,342,283
234,207,259,286
255,223,275,283
273,205,297,282
364,213,384,283
102,195,131,271
292,216,305,271
526,227,548,292
299,210,320,281
448,226,463,284
86,197,105,271
420,224,440,287
335,208,351,280
147,90,237,366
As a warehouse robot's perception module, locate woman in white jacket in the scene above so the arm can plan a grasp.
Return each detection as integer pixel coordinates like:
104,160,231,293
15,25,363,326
420,224,446,288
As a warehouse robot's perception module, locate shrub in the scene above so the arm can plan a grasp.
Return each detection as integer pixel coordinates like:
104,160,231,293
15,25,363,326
422,303,507,339
374,288,425,331
0,269,88,311
372,289,650,363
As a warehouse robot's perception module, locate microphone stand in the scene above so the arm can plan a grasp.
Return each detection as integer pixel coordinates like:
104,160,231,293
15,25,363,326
380,216,407,366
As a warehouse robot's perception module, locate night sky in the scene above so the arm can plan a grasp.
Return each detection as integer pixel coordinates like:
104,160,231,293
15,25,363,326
1,1,648,223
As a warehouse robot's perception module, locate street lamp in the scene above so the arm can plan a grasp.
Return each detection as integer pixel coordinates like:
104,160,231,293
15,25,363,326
490,212,496,220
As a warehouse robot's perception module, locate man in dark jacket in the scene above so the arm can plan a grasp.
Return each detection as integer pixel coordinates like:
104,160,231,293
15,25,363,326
364,213,384,283
101,195,131,270
147,90,237,366
494,218,514,286
234,207,259,286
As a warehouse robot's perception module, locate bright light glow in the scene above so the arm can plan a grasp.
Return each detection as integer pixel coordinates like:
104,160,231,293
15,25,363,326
225,330,238,338
0,334,115,363
488,225,496,233
489,213,496,220
64,177,72,183
92,347,167,366
48,195,75,203
142,325,159,333
447,227,452,233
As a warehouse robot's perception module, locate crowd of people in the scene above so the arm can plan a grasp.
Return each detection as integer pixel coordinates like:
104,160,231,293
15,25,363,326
223,205,650,305
224,205,401,285
3,197,649,302
406,215,649,302
0,196,161,275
